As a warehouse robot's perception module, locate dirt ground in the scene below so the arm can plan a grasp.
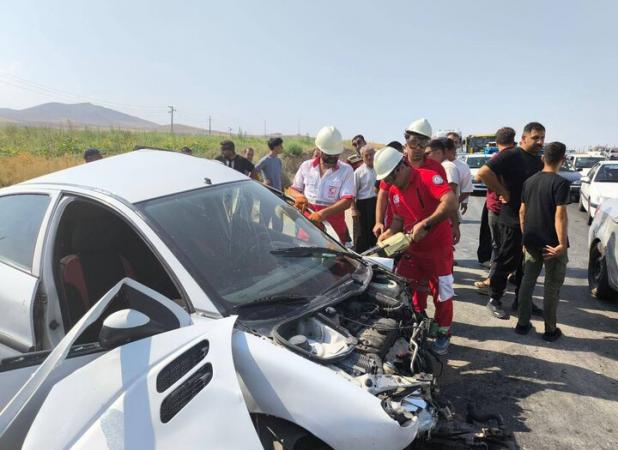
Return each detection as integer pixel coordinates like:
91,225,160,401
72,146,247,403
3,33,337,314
433,197,618,449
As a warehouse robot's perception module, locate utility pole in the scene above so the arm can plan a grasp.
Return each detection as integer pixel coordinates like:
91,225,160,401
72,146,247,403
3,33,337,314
168,106,176,134
208,115,212,135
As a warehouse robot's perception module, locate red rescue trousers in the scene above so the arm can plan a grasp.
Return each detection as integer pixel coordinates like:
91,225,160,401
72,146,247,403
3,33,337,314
309,203,349,244
395,247,454,335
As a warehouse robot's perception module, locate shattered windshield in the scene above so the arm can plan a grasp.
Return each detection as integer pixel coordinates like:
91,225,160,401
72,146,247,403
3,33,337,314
139,181,359,314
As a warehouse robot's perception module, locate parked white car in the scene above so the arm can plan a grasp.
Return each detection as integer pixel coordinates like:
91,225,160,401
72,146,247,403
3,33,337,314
588,199,618,300
570,154,605,176
579,161,618,224
461,153,491,193
0,150,504,449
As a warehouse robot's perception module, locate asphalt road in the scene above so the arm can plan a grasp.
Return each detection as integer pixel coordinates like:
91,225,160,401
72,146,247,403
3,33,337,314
436,195,618,449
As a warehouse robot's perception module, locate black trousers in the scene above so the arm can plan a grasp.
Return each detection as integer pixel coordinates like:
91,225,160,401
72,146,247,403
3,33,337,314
354,197,378,253
477,201,493,263
489,223,523,301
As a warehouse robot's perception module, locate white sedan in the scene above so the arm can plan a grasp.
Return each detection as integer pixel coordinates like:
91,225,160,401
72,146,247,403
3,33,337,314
579,161,618,224
461,153,491,194
588,199,618,300
0,150,504,449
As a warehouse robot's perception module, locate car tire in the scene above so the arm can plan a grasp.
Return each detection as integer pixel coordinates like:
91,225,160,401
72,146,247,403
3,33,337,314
588,242,617,300
588,206,593,225
579,194,585,212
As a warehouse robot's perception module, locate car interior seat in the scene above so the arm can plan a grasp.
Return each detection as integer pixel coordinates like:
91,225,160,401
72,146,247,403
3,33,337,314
59,211,135,326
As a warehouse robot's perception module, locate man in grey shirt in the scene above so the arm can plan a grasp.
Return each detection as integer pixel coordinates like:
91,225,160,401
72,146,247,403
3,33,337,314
256,137,283,191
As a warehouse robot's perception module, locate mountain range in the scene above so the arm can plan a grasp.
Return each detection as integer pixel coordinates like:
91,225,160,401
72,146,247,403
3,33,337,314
0,102,211,133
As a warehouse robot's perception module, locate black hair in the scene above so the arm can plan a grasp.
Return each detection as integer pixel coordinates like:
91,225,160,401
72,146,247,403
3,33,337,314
268,137,283,150
387,141,404,152
180,146,193,154
443,137,456,151
523,122,545,135
495,127,516,146
543,142,566,165
427,138,447,152
352,134,365,143
220,140,235,151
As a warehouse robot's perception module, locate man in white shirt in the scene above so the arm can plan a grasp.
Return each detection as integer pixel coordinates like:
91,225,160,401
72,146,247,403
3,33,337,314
290,126,355,243
352,145,377,252
446,134,473,214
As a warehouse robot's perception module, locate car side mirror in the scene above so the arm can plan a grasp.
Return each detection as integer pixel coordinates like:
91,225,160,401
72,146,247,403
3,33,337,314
580,176,590,183
99,309,168,350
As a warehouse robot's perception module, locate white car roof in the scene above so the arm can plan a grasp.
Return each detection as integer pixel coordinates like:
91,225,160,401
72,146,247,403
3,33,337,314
19,149,248,203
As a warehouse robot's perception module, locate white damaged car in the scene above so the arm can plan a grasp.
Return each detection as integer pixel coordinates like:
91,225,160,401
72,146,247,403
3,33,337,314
0,150,506,449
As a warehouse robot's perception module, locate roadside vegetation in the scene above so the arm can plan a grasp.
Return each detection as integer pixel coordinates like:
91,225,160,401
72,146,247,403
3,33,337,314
0,125,318,187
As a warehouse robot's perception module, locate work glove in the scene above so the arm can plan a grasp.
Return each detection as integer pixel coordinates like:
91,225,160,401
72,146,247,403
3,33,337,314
294,194,309,212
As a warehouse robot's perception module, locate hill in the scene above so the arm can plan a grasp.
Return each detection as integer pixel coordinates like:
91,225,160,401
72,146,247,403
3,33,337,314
0,102,160,129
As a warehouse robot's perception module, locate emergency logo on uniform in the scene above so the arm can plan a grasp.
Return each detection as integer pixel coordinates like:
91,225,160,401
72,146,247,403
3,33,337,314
393,194,400,204
432,175,444,185
328,186,337,196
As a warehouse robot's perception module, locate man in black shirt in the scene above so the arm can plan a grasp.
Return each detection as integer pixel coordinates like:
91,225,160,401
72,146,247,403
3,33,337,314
215,140,257,178
478,122,545,319
515,142,570,341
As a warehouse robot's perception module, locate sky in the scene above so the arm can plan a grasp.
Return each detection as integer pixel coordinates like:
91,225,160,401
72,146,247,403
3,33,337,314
1,0,617,148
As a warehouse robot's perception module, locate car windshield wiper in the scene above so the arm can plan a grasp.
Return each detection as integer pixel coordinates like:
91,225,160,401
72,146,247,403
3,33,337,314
270,246,366,262
231,294,314,311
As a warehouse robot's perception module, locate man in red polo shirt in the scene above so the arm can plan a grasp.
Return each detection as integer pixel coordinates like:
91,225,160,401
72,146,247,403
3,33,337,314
291,126,355,243
375,146,458,355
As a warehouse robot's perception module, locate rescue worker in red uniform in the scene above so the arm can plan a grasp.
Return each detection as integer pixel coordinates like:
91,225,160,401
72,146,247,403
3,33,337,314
375,146,458,355
290,126,355,243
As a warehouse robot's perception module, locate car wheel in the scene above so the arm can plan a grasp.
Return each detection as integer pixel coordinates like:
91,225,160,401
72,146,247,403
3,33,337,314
588,242,617,300
578,194,585,212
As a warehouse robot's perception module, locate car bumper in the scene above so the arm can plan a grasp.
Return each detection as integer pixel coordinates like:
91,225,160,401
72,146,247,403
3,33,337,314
472,183,487,193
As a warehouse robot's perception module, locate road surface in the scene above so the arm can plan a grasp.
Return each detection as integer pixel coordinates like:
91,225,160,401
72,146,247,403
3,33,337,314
437,196,618,449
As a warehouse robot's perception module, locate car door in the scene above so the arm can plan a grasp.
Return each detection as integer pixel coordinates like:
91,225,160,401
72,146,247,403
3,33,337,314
0,192,57,407
0,278,262,449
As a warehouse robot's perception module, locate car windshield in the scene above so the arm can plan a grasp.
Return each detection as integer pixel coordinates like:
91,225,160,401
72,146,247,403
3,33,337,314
594,164,618,182
574,157,603,169
465,156,489,168
138,181,360,314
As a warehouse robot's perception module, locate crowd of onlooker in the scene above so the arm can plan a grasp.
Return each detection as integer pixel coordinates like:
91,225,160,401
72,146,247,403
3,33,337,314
82,120,570,353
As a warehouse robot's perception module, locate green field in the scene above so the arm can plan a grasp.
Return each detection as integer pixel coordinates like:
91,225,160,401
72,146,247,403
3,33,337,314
0,125,323,187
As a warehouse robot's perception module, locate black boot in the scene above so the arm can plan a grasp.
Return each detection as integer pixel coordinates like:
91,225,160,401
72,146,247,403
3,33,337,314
487,299,509,320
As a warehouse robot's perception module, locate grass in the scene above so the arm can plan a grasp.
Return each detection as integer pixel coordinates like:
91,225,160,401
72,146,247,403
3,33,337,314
0,125,322,187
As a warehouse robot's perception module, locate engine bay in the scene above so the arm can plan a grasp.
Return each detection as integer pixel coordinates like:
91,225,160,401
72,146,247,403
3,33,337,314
273,270,422,378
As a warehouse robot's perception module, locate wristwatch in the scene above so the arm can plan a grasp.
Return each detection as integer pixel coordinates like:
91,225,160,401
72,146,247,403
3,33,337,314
422,221,432,231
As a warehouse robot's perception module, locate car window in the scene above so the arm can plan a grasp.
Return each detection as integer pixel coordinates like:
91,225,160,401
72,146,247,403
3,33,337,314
594,164,618,183
0,194,50,271
574,157,603,169
466,156,489,168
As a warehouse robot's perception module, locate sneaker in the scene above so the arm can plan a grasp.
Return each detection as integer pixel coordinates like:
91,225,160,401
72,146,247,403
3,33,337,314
474,280,490,296
543,327,562,342
432,335,450,355
487,299,509,320
514,323,532,335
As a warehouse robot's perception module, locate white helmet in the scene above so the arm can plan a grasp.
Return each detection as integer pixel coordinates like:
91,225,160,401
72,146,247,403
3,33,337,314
374,146,404,180
405,118,432,139
315,126,344,155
